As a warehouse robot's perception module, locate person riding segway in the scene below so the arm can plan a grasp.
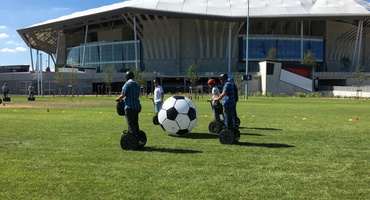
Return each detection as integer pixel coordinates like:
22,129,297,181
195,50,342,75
215,74,240,144
2,83,11,102
28,83,36,101
227,77,241,127
206,78,225,134
115,71,147,150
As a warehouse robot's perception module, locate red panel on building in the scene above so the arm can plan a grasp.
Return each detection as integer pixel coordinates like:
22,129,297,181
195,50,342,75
282,67,311,78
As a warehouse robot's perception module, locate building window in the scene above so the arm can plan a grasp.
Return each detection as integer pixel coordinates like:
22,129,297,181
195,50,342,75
66,40,141,72
240,35,323,62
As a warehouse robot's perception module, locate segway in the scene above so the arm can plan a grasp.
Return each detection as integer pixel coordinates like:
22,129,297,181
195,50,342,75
28,97,35,101
207,100,240,144
116,99,125,116
120,130,147,150
3,96,11,101
116,99,147,150
207,100,225,134
219,127,240,144
28,91,35,101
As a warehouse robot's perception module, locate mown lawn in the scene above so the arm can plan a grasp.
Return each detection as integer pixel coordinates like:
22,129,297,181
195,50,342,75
1,96,369,199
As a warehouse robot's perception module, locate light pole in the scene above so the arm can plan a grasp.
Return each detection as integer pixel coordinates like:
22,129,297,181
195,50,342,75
245,0,250,99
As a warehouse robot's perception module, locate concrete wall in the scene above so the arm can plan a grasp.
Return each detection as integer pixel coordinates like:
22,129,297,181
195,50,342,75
325,20,370,72
141,18,240,75
98,28,123,41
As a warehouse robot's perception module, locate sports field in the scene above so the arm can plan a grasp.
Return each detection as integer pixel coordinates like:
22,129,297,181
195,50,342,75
1,96,369,199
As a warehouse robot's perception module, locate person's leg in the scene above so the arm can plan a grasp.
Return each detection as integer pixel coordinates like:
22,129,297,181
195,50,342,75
125,109,134,133
154,102,161,113
224,107,235,129
131,108,140,134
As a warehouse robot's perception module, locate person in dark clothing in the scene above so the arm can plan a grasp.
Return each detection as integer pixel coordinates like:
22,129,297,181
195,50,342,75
228,77,239,126
215,74,237,129
115,71,142,134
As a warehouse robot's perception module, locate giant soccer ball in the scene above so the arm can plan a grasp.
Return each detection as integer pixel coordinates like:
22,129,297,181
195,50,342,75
158,96,198,136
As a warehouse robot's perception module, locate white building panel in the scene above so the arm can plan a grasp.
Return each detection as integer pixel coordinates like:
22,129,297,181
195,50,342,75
280,69,313,91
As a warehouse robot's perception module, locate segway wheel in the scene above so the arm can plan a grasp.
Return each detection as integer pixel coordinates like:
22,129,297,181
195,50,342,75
232,127,240,142
137,130,147,148
0,99,2,104
235,117,241,127
219,129,236,145
120,133,139,150
208,120,222,134
153,114,160,125
28,97,35,101
3,97,11,102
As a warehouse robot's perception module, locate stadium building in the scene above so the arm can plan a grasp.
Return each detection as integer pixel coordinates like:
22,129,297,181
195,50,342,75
9,0,370,95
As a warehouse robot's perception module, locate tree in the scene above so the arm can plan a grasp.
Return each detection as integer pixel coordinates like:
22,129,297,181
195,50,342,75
186,61,199,86
340,56,351,72
68,65,78,96
233,72,242,98
54,67,65,96
186,61,200,99
104,66,117,96
301,50,317,67
352,64,369,87
129,67,146,94
266,47,277,61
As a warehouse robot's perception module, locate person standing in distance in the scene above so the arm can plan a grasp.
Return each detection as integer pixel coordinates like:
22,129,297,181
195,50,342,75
28,83,35,98
215,74,237,130
151,79,164,114
115,71,142,134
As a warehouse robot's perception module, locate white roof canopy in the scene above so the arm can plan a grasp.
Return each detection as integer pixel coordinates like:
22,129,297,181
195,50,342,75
18,0,370,54
28,0,370,28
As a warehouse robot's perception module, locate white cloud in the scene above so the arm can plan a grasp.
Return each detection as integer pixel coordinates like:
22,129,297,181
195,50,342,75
0,33,9,38
5,41,23,46
0,26,6,29
52,7,70,11
15,47,27,52
0,47,27,53
0,48,16,53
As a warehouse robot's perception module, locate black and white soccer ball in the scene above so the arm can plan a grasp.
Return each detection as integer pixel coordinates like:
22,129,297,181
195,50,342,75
158,96,198,136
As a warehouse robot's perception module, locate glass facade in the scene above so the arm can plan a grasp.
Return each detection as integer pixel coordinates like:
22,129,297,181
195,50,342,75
240,35,324,62
66,40,140,72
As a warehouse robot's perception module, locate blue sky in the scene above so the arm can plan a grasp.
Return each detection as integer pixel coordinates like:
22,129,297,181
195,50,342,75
1,0,370,71
0,0,123,71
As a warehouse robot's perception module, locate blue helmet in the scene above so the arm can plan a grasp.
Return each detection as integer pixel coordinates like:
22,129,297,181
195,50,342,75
4,83,7,85
227,77,234,83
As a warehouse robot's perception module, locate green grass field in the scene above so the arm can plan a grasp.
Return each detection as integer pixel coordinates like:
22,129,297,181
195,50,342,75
1,96,369,199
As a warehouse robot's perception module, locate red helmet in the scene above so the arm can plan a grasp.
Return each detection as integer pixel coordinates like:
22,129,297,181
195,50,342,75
207,79,216,85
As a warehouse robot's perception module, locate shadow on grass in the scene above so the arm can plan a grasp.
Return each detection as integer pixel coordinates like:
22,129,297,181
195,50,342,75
180,133,219,139
236,142,295,148
239,127,282,131
240,133,264,136
141,147,202,154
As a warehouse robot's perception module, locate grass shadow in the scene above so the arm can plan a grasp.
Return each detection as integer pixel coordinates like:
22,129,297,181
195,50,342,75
240,133,264,136
240,127,283,131
141,146,202,154
172,133,219,139
236,142,295,148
